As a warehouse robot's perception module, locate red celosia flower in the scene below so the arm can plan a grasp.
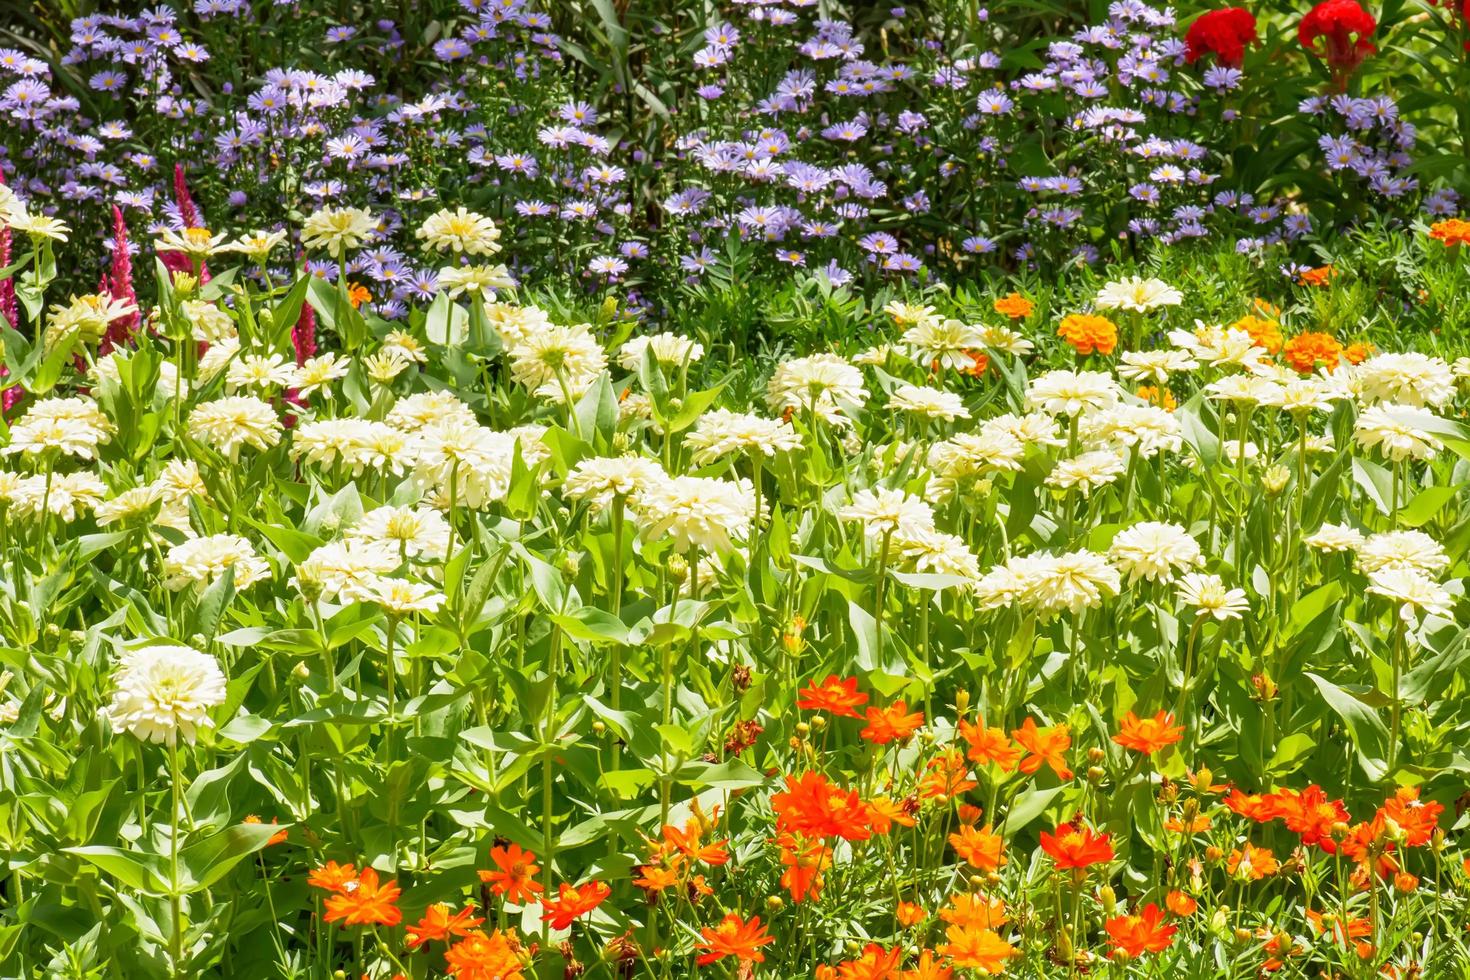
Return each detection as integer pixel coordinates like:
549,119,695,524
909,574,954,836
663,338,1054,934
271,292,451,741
323,867,402,927
1299,0,1377,76
1105,903,1178,958
101,204,140,354
1112,710,1185,754
406,903,485,949
1040,821,1114,870
538,881,610,929
0,170,15,332
797,675,869,717
1185,7,1258,67
860,700,924,744
694,913,775,966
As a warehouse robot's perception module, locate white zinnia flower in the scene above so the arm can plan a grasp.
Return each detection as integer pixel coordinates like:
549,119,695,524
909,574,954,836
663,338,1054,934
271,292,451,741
765,353,869,426
1046,450,1125,496
1107,521,1202,583
300,206,377,257
1351,353,1456,408
1094,276,1183,313
1303,523,1364,552
349,505,451,560
1353,404,1445,462
633,475,756,554
1175,573,1248,620
1025,370,1122,417
838,487,936,541
890,384,969,421
1117,349,1197,384
618,333,704,371
415,206,502,255
105,644,227,744
685,410,803,465
563,456,668,511
900,318,984,371
1026,550,1121,616
163,533,271,590
508,324,608,401
294,540,402,602
187,396,283,460
1366,567,1455,623
1356,530,1449,577
364,576,447,615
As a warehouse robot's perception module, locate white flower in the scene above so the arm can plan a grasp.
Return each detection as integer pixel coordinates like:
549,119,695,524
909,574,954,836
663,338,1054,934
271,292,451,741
188,396,282,460
1026,550,1121,616
364,577,447,615
890,384,969,421
986,412,1065,448
765,353,868,426
1357,530,1449,577
1094,276,1183,313
94,485,165,526
508,324,608,401
301,206,377,257
155,226,226,258
685,410,803,465
1078,405,1181,459
883,301,938,326
438,264,513,298
3,471,107,521
1206,374,1281,405
1025,370,1122,417
893,527,980,582
412,419,519,509
633,475,756,554
1175,573,1248,620
1169,323,1266,370
900,318,984,371
349,505,451,560
183,299,237,343
1047,450,1125,496
293,353,351,396
838,487,936,541
928,429,1025,479
1353,404,1445,462
294,540,402,602
2,415,110,459
223,230,288,261
1366,567,1455,623
618,333,704,371
1351,353,1456,408
1304,523,1363,552
978,323,1035,356
416,207,502,255
387,391,478,432
226,352,297,392
974,555,1049,612
1117,349,1197,384
563,456,668,511
163,534,271,590
1108,521,1202,583
105,644,227,744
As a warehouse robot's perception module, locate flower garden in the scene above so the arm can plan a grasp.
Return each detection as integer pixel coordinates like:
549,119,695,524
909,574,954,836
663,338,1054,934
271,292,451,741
3,0,1470,977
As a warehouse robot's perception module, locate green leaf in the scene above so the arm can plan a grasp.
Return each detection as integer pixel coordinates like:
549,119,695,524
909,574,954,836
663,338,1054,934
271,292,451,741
1305,671,1388,782
178,822,291,892
65,846,168,894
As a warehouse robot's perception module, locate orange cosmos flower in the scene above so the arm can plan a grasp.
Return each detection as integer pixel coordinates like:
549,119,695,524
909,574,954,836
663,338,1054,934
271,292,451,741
898,949,953,980
771,771,873,841
1281,331,1343,373
836,943,903,980
1039,821,1114,870
993,292,1034,319
797,675,869,718
1165,890,1198,916
958,719,1022,771
778,834,832,903
307,860,357,893
479,843,545,903
940,892,1008,931
538,881,610,930
962,350,990,376
633,863,679,894
1306,908,1373,943
444,929,525,980
866,795,918,833
407,903,485,949
1275,784,1350,851
1012,718,1073,780
243,815,289,846
940,925,1017,973
1297,264,1336,287
694,913,775,966
1430,218,1470,247
1163,813,1212,834
918,750,977,800
860,700,924,745
323,867,402,927
1226,843,1280,880
949,824,1007,872
1057,314,1118,356
346,282,372,309
1112,710,1185,754
1224,789,1281,823
1135,385,1177,410
896,902,928,927
1393,871,1419,893
1378,786,1443,847
662,821,730,866
1105,903,1177,958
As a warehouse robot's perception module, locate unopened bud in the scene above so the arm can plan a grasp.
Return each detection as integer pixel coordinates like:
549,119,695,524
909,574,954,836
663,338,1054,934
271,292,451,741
1086,766,1105,783
1087,747,1106,763
1262,464,1290,495
765,895,784,912
1097,885,1116,916
955,690,970,716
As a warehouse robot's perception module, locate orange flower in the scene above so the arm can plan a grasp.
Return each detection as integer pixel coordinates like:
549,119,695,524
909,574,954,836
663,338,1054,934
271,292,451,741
940,892,1008,931
958,719,1022,771
407,903,485,949
1343,341,1374,364
962,350,990,376
323,867,402,927
307,860,357,893
1039,821,1114,870
1165,890,1198,916
1135,385,1177,410
662,821,730,866
346,282,372,308
1378,786,1442,847
797,675,869,718
918,750,977,800
771,771,872,841
1430,218,1470,247
939,925,1017,973
1281,331,1343,373
1275,784,1350,850
1226,843,1280,880
1297,264,1336,287
444,929,525,980
779,834,832,903
243,815,289,846
949,824,1007,872
836,943,902,980
860,700,924,745
1230,314,1283,354
1224,789,1281,823
956,804,983,826
1163,814,1212,834
898,949,953,980
896,902,928,927
993,292,1034,319
866,795,918,833
1306,908,1372,943
1105,903,1177,958
1012,718,1073,780
1057,314,1118,356
1112,710,1184,754
632,863,679,894
694,913,774,966
479,844,545,904
538,881,610,929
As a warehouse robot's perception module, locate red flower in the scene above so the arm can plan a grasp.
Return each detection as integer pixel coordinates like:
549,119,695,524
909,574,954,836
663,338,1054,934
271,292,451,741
1040,821,1114,870
1299,0,1377,76
1105,903,1178,958
797,675,869,718
859,700,924,745
1185,7,1258,67
770,771,873,842
538,881,610,930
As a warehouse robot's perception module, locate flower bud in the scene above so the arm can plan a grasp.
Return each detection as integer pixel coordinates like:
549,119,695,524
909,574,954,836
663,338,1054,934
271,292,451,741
955,689,970,717
810,714,827,732
1097,884,1116,916
1086,765,1105,783
765,895,784,912
1087,747,1106,763
1262,464,1290,495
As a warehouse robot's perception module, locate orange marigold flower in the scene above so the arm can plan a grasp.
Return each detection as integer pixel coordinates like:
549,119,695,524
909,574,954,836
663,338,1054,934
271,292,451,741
771,771,873,841
797,675,869,718
1343,341,1374,364
896,902,928,927
1281,331,1343,373
962,350,990,376
538,881,610,930
778,834,832,903
444,929,526,980
1226,843,1280,880
407,903,485,949
1297,264,1336,287
1012,718,1073,780
1135,385,1177,410
958,719,1022,772
1429,218,1470,247
307,860,357,893
1057,313,1118,356
993,292,1034,319
1112,710,1185,754
1378,786,1442,847
1165,890,1198,916
479,843,545,904
836,943,903,980
1039,820,1114,870
940,892,1008,931
860,700,924,745
1105,903,1177,958
1230,314,1283,354
939,924,1017,974
948,824,1007,872
323,867,402,927
346,282,372,309
244,815,289,846
693,913,775,966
